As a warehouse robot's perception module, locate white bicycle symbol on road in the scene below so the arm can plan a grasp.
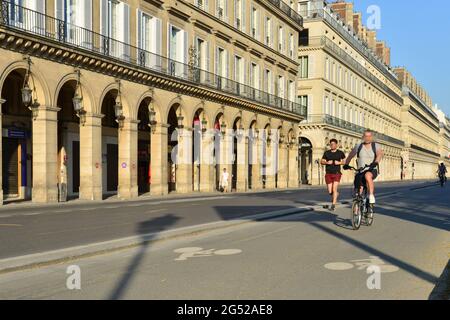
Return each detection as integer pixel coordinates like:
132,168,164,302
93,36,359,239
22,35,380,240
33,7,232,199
174,247,243,261
324,256,400,273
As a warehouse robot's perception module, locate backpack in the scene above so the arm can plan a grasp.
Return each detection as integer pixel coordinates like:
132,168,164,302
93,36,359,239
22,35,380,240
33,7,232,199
357,142,379,171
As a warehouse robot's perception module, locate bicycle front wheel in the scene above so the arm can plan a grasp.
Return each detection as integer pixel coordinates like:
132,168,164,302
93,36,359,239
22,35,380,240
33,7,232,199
352,201,362,230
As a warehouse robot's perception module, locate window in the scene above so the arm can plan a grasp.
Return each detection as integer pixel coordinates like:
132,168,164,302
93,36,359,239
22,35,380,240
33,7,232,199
298,95,308,116
216,0,227,21
195,37,209,70
298,2,308,17
278,75,285,99
234,55,244,84
278,25,284,53
195,0,208,11
234,0,245,31
251,6,259,39
288,80,296,102
289,33,295,59
324,95,329,114
216,47,228,78
55,0,92,46
137,11,162,68
264,69,273,94
250,63,260,90
325,57,330,80
265,17,272,47
99,0,129,59
168,25,188,75
299,56,308,79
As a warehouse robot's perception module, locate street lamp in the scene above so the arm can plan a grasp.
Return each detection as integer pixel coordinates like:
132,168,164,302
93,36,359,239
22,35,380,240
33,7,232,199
177,108,184,129
22,56,40,120
220,120,227,137
201,114,208,134
72,69,86,125
148,101,157,133
114,79,125,129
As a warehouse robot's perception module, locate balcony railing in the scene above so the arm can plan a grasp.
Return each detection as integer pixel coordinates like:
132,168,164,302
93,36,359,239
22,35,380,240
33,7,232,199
303,8,401,88
303,114,405,146
302,37,403,105
267,0,303,27
0,1,306,117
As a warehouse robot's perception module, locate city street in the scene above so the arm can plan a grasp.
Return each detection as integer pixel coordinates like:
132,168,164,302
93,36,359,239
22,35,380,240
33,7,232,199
0,181,448,299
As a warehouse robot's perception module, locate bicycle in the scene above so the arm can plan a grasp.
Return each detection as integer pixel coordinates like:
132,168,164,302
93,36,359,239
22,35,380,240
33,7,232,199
438,173,446,187
345,165,374,230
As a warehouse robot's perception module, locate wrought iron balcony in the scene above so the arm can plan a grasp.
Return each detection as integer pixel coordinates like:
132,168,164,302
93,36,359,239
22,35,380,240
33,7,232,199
267,0,303,27
303,8,401,88
0,1,306,117
303,114,405,146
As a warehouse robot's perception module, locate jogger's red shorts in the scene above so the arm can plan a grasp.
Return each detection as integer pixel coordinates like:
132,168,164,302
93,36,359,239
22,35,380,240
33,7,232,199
325,174,342,184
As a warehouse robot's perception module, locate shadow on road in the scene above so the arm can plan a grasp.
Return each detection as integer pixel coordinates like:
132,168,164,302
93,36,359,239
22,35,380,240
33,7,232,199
105,183,447,299
108,214,180,300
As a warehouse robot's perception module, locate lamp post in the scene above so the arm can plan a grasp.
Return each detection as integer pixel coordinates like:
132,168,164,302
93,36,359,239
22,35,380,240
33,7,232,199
22,56,40,120
201,114,208,134
148,100,157,133
72,69,86,125
114,79,125,129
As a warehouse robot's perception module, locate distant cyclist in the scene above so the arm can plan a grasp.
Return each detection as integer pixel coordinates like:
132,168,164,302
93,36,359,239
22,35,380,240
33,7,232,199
438,162,447,184
344,130,384,205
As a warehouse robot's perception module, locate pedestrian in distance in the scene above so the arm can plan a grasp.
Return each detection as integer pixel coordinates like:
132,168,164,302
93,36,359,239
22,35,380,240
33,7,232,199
321,139,346,211
220,168,229,193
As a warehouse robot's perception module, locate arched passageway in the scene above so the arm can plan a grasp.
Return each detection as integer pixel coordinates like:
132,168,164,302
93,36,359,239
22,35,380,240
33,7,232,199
1,69,33,201
101,89,120,197
167,104,180,193
299,137,313,185
137,98,151,194
56,80,80,200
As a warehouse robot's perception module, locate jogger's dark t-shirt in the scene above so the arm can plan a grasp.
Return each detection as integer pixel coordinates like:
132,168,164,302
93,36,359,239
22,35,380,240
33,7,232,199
322,150,346,174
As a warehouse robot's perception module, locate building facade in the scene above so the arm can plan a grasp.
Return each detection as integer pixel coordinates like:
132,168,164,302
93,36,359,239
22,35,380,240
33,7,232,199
297,0,404,185
0,0,307,204
296,0,450,185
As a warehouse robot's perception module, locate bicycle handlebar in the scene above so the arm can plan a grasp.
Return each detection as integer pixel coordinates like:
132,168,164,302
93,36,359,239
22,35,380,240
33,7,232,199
345,164,371,173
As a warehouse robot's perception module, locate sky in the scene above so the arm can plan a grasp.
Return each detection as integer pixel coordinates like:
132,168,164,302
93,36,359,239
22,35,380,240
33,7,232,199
350,0,450,115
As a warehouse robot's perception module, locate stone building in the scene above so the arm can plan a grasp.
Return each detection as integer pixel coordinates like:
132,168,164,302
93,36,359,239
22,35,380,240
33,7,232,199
296,0,450,185
0,0,306,204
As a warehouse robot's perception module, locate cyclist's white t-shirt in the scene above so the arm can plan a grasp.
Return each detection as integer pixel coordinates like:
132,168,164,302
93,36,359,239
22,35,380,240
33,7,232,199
353,143,381,169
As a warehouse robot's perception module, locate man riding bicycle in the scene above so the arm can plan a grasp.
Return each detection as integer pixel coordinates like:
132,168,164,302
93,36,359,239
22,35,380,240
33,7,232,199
344,130,384,205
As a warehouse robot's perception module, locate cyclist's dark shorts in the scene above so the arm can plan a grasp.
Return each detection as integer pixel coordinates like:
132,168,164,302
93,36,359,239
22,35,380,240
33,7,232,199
354,168,378,189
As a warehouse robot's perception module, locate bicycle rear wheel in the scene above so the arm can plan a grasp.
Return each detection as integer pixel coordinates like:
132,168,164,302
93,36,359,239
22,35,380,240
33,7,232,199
351,201,362,230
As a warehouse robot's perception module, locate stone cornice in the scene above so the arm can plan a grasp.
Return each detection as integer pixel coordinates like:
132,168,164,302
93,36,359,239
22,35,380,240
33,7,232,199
0,29,303,124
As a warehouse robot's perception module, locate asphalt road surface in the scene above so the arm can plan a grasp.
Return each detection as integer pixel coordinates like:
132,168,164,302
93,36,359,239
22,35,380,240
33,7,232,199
0,181,449,299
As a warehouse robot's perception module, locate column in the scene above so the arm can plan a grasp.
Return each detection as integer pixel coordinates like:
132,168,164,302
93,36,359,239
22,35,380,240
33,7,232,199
251,136,263,190
175,128,193,193
150,123,169,196
32,106,59,203
310,147,324,186
0,99,4,204
79,113,103,201
265,140,276,189
288,144,299,188
277,142,288,189
221,131,234,191
118,119,138,200
236,134,248,192
200,130,215,192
